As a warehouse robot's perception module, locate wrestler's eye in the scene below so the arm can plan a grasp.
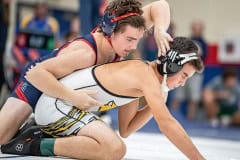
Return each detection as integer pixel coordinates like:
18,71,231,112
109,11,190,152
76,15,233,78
127,38,132,42
182,73,187,80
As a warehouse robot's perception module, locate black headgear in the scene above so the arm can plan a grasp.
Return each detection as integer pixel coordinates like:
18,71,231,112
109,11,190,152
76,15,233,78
157,50,199,76
100,11,139,36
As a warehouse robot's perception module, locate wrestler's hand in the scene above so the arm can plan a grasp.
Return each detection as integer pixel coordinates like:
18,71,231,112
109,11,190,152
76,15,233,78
154,28,173,57
69,89,103,110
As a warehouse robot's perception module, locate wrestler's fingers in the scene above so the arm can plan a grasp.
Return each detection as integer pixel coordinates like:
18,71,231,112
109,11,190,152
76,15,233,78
166,33,173,42
89,97,104,106
158,41,167,57
157,31,173,56
163,38,170,52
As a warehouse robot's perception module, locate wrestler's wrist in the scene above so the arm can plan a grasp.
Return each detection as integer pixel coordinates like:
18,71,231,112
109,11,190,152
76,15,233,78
155,26,167,33
63,88,76,103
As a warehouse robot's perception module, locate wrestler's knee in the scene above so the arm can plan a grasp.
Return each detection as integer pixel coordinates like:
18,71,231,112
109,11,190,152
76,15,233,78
103,137,126,160
112,139,126,160
0,126,12,144
0,112,12,144
0,98,32,144
0,132,7,144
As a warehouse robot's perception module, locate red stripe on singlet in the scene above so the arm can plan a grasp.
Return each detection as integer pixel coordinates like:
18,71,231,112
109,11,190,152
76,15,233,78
15,82,28,103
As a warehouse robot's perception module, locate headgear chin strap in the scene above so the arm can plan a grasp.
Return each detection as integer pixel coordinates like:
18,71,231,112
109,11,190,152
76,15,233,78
100,11,140,36
156,50,199,76
161,74,170,93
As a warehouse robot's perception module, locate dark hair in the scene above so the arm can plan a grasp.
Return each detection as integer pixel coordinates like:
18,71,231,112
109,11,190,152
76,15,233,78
169,37,204,73
35,2,48,9
222,68,237,82
99,0,146,34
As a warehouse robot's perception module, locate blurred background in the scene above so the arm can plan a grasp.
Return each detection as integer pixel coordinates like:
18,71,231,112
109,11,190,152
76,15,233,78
0,0,240,141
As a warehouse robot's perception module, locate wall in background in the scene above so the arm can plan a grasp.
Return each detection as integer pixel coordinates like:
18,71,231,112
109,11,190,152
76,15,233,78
167,0,240,43
14,0,240,43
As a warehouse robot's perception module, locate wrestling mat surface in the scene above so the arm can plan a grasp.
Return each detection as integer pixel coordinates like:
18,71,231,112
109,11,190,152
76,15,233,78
1,132,240,160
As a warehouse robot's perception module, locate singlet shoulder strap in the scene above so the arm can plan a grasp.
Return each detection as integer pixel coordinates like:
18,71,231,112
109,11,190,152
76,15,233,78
81,34,98,57
80,34,98,64
56,34,98,64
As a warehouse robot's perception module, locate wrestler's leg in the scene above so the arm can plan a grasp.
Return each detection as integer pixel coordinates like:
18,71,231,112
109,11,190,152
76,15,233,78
0,97,32,144
54,120,126,160
2,107,126,159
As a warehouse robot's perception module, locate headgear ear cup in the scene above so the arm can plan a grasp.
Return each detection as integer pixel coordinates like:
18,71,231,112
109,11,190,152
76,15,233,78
156,50,181,76
157,50,199,76
166,62,183,76
100,12,140,36
100,12,117,36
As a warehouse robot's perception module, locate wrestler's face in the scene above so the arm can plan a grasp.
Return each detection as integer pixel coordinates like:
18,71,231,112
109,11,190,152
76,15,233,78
111,25,144,57
166,64,196,90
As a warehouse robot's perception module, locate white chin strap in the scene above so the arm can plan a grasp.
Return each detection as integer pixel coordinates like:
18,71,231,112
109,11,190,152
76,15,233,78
161,74,170,93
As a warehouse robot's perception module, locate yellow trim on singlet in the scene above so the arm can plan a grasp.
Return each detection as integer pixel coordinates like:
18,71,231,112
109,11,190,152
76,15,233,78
40,108,91,137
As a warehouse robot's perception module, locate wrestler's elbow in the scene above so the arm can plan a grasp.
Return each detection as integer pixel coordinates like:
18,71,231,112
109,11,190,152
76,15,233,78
119,127,131,138
119,132,130,138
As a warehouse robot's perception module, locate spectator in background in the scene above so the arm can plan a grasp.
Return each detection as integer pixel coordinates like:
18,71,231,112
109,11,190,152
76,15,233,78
20,2,60,42
79,0,107,35
203,68,240,127
0,0,10,106
170,19,208,120
10,2,61,89
190,19,208,59
64,17,81,43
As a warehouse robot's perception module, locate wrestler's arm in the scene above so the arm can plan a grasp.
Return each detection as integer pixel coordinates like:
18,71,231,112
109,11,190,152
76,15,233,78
118,63,168,138
118,99,153,138
25,41,102,109
142,0,173,55
142,0,170,30
118,94,168,138
140,66,205,159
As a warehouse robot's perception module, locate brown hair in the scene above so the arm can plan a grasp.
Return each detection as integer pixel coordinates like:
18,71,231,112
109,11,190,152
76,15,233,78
222,68,237,82
99,0,146,34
